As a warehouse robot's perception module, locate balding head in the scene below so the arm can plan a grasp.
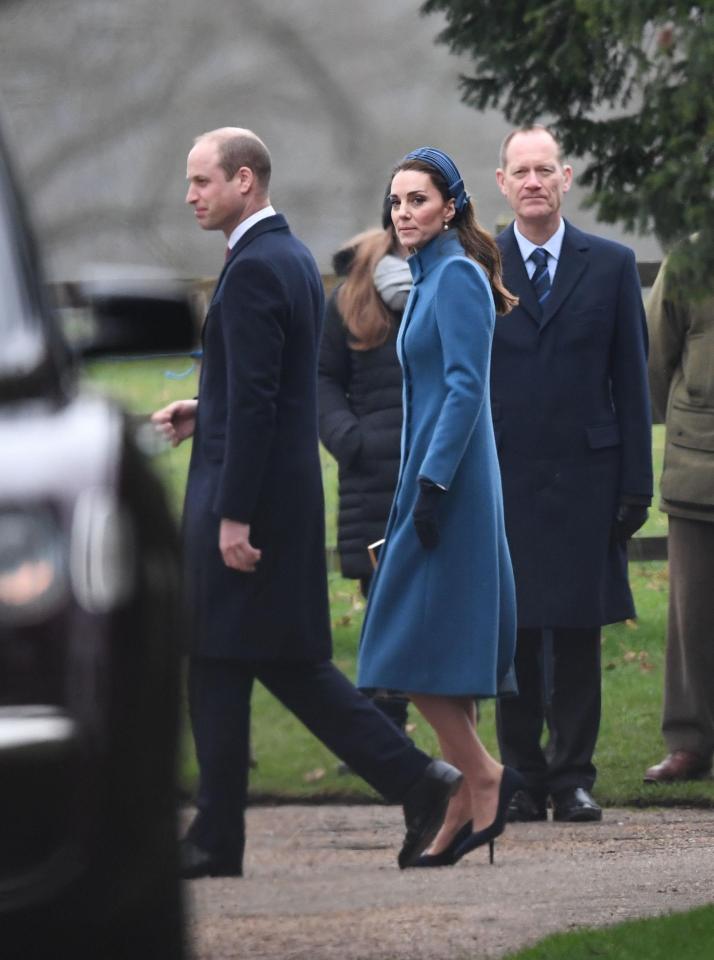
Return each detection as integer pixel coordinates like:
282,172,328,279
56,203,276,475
498,124,564,171
194,127,272,191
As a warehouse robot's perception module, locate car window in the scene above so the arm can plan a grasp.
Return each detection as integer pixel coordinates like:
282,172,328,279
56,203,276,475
0,136,50,384
0,190,44,375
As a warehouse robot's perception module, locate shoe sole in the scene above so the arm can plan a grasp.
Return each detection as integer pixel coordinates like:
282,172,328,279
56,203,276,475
181,866,243,880
506,812,548,823
643,771,711,784
398,771,463,869
553,810,602,823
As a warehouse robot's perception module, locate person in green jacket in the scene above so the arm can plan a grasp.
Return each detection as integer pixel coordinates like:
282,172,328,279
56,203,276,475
644,254,714,784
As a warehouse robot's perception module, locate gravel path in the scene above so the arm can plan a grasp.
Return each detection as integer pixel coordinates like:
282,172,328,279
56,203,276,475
185,804,714,959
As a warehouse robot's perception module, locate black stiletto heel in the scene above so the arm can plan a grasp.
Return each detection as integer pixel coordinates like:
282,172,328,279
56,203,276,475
411,820,473,868
454,766,526,865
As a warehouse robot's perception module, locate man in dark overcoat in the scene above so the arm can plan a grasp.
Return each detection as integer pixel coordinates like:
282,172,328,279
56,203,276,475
491,125,653,822
152,127,461,877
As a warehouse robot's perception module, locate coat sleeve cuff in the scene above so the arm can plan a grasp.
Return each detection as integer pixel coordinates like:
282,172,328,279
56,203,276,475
620,493,652,506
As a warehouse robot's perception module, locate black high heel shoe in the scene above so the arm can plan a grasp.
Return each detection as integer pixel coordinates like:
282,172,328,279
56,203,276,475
412,820,473,868
454,766,526,865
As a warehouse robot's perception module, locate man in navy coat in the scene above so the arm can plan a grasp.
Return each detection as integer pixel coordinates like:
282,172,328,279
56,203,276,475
491,125,653,822
152,127,461,877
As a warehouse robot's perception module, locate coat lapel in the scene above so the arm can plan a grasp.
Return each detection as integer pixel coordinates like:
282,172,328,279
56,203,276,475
540,220,589,330
499,224,541,326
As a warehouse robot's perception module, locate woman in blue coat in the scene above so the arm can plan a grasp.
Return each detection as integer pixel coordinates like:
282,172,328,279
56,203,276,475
358,148,522,866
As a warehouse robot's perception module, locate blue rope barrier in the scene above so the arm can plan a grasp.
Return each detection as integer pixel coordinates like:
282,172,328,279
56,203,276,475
95,350,203,363
164,364,196,380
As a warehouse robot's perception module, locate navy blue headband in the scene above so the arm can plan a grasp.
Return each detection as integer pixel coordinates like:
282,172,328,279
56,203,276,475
402,147,471,212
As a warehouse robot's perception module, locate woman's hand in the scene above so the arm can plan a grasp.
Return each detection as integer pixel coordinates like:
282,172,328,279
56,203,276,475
412,480,444,549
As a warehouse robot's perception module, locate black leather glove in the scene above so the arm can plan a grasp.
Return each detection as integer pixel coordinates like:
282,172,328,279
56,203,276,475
612,502,649,543
412,480,444,549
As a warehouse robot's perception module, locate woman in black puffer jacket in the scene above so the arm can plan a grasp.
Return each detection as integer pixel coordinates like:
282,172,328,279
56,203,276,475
318,219,411,728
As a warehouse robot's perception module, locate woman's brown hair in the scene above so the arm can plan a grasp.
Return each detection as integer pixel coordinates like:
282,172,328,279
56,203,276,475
394,158,517,315
337,227,400,350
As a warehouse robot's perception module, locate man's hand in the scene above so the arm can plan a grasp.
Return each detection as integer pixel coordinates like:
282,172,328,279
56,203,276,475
219,519,262,572
151,399,198,447
612,502,649,543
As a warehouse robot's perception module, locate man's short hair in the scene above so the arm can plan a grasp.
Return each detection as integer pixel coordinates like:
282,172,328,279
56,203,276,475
196,128,272,189
499,124,564,169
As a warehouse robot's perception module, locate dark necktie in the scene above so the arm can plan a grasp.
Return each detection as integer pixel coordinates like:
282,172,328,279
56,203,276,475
530,247,551,313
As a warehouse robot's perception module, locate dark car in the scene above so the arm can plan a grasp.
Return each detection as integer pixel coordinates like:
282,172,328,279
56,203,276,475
0,121,195,957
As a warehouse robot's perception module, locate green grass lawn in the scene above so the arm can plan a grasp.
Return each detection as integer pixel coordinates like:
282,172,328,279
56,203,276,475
84,357,711,810
502,903,714,960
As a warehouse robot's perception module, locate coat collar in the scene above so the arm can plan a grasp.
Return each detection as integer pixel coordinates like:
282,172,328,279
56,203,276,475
211,214,289,295
225,212,289,261
499,219,590,329
408,230,464,283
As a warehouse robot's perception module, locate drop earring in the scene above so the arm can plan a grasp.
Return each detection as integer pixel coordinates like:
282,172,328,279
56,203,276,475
443,221,449,231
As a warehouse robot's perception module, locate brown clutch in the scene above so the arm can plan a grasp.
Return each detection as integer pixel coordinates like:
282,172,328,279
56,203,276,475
367,538,385,570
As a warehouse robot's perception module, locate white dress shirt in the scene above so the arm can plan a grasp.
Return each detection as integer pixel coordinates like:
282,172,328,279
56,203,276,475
513,218,565,283
227,204,276,250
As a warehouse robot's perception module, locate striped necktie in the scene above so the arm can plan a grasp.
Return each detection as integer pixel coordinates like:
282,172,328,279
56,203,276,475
530,247,551,313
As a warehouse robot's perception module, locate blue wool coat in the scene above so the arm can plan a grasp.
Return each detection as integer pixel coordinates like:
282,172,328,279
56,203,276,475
493,221,653,628
357,232,517,697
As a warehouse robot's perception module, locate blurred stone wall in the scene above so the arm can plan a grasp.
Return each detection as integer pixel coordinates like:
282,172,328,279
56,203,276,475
0,0,661,280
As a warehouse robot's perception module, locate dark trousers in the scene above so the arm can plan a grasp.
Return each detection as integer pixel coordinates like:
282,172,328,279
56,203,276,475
359,575,410,730
662,516,714,758
496,627,601,797
186,657,429,866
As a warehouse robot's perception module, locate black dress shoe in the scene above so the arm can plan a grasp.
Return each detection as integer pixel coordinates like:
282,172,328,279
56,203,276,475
551,787,602,822
399,759,463,869
180,838,243,879
506,788,547,823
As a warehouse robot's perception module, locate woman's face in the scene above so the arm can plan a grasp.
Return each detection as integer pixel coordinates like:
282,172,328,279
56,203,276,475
389,169,455,252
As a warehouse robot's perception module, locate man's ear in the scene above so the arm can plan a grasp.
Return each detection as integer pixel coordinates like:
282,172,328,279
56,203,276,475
235,166,254,194
495,169,507,196
562,164,573,194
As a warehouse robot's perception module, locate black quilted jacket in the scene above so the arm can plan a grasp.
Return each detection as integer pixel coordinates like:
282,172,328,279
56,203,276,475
318,287,403,579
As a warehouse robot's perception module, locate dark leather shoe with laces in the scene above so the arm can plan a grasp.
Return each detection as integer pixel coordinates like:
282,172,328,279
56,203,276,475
551,787,602,822
180,838,242,879
399,759,463,869
644,750,711,783
506,788,547,822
